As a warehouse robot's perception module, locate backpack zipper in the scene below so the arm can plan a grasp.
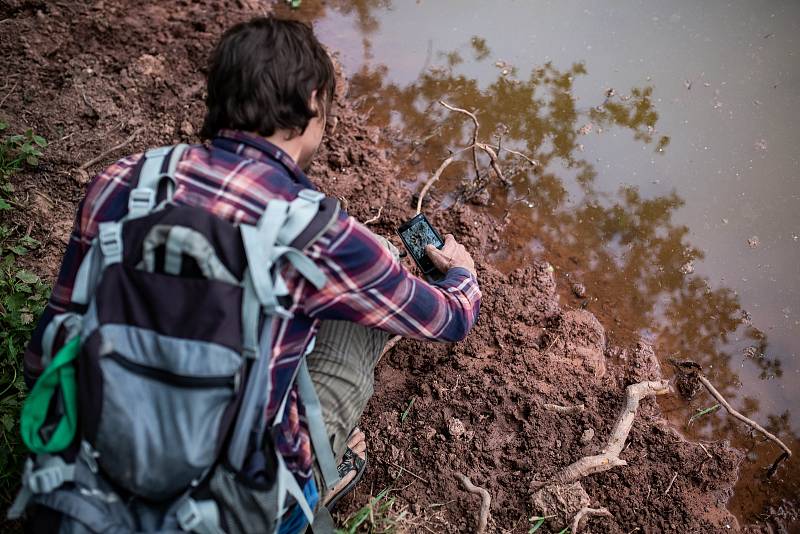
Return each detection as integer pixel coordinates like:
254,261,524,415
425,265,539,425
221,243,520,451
107,352,236,388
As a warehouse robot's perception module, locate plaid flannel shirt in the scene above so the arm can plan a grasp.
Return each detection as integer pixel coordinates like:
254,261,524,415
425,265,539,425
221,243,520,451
25,129,481,493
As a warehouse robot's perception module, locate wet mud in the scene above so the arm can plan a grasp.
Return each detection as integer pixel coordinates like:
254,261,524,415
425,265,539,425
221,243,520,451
0,0,779,532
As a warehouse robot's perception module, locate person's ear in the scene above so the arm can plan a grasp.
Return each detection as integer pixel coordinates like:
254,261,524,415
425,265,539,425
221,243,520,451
309,89,320,114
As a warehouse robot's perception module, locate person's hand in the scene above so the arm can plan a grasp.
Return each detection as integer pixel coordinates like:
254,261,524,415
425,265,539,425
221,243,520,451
425,234,477,278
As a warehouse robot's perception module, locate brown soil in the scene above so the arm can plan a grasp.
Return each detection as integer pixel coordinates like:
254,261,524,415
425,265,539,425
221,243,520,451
1,1,750,532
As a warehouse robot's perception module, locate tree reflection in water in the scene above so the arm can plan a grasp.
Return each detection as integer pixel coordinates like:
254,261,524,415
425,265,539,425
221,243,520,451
348,35,799,522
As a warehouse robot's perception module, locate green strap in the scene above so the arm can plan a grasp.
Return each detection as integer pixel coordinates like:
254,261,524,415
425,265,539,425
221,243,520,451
20,337,80,454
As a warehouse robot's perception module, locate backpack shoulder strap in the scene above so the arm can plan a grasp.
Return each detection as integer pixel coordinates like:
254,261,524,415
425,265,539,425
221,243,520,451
127,143,189,220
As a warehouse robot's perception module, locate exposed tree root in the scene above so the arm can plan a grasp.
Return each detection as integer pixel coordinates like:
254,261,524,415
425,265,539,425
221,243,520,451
551,380,670,485
364,206,383,225
543,403,585,414
455,473,491,534
571,506,611,533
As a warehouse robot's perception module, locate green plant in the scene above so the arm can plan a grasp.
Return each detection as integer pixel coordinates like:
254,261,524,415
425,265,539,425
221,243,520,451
688,403,721,426
0,122,47,176
335,487,407,534
0,124,49,506
400,396,416,424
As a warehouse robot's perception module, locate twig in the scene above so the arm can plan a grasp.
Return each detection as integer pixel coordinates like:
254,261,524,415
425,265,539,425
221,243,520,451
551,380,670,484
79,128,142,171
439,100,480,182
384,459,430,484
0,81,19,109
570,506,611,533
415,144,474,214
697,375,792,458
486,143,540,167
664,472,678,495
365,206,383,225
543,403,585,415
455,473,491,534
698,443,713,459
543,334,561,355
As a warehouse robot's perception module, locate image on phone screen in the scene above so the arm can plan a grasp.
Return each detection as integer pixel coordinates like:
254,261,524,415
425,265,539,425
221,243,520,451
397,214,444,274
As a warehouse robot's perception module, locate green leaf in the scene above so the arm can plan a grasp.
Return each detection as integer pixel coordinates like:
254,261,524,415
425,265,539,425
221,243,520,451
32,135,48,148
25,155,39,166
0,121,8,131
15,270,39,284
19,235,40,248
528,517,546,533
0,199,10,211
9,245,28,256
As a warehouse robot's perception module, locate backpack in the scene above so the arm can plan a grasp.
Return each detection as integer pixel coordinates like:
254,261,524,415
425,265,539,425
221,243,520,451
7,145,345,533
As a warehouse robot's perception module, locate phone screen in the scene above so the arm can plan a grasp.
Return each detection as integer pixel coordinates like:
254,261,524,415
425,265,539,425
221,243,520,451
398,214,444,274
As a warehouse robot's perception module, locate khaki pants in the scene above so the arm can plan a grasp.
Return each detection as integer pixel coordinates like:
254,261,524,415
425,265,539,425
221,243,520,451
307,234,398,499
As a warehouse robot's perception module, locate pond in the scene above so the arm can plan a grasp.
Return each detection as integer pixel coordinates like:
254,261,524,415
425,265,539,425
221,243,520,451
283,0,800,526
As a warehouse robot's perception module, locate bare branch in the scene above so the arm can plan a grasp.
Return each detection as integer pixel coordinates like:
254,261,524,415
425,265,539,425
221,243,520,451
439,100,480,181
697,374,792,458
415,144,474,214
455,473,491,534
552,380,670,484
79,128,143,171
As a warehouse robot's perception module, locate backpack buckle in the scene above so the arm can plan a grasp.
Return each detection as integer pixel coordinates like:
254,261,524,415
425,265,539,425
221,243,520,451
297,189,324,203
26,457,75,494
98,222,123,265
128,187,155,216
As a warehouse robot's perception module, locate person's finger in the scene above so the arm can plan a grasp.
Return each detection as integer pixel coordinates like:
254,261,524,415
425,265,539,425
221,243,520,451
425,244,450,271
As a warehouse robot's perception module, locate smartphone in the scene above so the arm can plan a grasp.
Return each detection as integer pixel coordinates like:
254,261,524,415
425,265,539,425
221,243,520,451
397,213,445,276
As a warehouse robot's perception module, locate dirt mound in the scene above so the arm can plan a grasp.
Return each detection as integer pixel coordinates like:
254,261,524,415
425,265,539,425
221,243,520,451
1,1,744,532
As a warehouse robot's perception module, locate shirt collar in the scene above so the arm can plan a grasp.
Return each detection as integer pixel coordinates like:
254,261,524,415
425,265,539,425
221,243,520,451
212,129,316,190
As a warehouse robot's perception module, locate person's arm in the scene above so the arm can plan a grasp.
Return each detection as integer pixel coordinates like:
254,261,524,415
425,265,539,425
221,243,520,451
23,156,139,387
302,215,481,342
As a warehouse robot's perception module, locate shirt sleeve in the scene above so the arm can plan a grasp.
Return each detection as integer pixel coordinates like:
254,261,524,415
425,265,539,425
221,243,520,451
301,214,481,342
23,155,140,386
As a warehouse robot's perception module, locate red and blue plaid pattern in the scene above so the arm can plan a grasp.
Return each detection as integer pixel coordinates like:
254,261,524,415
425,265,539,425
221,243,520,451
25,129,481,483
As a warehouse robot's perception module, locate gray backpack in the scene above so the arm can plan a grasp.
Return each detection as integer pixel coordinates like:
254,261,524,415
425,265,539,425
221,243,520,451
8,145,344,533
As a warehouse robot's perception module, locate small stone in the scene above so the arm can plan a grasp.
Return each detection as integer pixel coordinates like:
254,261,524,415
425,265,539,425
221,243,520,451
571,283,587,298
447,417,466,439
747,236,760,248
580,428,595,444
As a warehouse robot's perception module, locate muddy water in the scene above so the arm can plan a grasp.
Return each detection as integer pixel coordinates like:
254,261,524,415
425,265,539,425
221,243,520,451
281,0,800,527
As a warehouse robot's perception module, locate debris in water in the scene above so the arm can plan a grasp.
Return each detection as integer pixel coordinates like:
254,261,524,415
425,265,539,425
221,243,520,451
747,236,760,248
685,80,692,90
572,283,587,298
494,59,507,68
754,139,768,152
578,123,593,135
679,261,695,275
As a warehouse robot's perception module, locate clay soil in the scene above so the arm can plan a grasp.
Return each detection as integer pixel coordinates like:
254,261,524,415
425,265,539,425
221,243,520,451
0,1,750,532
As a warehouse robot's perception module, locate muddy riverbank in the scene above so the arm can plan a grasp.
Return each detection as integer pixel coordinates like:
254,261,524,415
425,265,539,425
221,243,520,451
0,0,775,531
